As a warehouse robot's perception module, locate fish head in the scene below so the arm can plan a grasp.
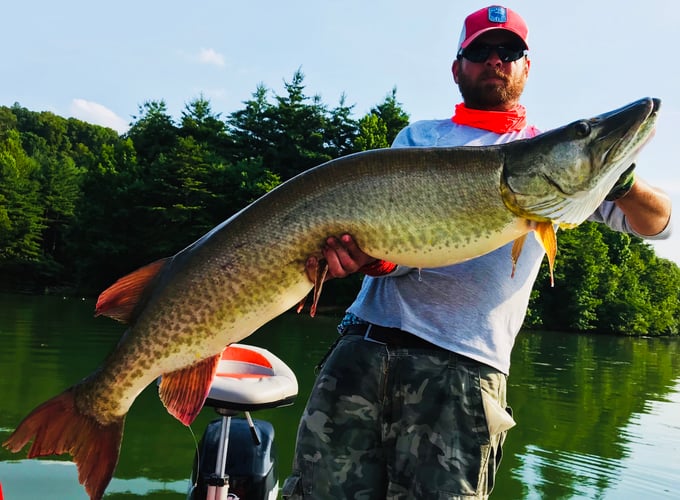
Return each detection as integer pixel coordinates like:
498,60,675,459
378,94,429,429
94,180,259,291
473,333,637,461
501,97,660,226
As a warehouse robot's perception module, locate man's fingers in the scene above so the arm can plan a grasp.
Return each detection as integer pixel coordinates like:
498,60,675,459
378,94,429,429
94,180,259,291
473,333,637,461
305,234,373,282
338,234,364,262
324,236,360,276
322,238,350,278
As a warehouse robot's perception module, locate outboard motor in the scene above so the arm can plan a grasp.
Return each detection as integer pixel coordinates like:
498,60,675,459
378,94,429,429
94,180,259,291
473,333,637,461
187,344,298,500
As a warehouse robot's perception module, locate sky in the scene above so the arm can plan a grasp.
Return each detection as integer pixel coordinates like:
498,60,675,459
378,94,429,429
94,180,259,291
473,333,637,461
2,0,678,264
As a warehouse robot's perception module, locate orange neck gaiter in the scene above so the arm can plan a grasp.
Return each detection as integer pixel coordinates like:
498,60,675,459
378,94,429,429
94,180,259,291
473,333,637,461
452,103,528,133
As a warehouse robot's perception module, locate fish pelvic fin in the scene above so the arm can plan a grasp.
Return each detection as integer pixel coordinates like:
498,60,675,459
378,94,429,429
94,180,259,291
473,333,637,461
158,353,222,426
310,258,328,318
2,387,125,500
297,257,328,318
95,258,169,323
534,222,557,287
296,297,306,314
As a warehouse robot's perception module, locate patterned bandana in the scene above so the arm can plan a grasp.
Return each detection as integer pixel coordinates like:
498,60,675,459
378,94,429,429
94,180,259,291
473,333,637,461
452,102,528,133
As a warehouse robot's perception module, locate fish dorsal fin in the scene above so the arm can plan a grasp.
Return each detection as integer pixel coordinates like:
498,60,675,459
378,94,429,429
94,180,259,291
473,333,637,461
158,353,222,426
533,222,557,287
95,258,169,324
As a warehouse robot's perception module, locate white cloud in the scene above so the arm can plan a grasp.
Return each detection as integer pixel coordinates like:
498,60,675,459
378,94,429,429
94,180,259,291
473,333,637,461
69,99,128,134
197,48,225,67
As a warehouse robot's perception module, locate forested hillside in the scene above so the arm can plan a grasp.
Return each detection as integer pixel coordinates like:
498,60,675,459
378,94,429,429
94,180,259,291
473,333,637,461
1,70,677,335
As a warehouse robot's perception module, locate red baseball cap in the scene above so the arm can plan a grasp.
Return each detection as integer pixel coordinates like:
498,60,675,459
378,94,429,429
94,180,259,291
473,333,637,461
457,5,529,52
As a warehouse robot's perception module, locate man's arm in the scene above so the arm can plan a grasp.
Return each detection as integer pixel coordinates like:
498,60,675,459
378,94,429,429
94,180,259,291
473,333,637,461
614,176,672,236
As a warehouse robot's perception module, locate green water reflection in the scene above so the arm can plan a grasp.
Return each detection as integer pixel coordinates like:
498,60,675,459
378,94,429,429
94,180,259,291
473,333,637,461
0,294,678,499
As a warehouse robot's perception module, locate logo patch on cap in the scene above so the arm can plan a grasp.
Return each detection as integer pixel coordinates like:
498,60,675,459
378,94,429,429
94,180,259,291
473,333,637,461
487,6,507,23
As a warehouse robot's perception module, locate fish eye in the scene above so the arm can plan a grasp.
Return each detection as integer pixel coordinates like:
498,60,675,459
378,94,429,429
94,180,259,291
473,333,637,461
575,121,591,137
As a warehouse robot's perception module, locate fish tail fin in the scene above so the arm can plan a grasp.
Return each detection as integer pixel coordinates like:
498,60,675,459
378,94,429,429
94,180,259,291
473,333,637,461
2,387,125,500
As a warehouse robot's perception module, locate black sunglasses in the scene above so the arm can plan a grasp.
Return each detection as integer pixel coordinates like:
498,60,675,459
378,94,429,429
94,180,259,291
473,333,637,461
459,44,527,63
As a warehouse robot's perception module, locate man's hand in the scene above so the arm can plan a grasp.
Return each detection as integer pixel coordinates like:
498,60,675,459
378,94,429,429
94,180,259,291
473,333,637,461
605,163,636,201
305,234,376,282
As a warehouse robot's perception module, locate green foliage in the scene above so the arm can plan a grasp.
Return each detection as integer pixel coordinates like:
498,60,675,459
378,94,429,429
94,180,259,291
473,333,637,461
0,71,677,337
0,71,397,293
0,128,43,266
355,88,410,151
355,114,390,151
228,69,360,180
372,87,411,145
527,222,680,336
126,100,178,164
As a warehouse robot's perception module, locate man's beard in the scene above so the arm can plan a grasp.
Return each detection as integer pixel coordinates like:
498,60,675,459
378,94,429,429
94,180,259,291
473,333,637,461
458,68,526,109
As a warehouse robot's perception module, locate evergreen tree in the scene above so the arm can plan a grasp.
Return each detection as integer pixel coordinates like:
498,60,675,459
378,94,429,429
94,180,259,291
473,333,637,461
267,69,332,179
228,84,274,163
126,100,178,164
0,125,44,287
180,95,233,157
229,69,362,180
355,88,410,150
324,93,358,157
372,87,410,145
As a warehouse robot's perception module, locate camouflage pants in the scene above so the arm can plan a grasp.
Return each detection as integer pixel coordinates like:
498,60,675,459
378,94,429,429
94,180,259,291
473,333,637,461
282,334,516,499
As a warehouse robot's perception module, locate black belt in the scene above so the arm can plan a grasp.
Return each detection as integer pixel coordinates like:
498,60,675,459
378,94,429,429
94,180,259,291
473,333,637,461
342,323,444,350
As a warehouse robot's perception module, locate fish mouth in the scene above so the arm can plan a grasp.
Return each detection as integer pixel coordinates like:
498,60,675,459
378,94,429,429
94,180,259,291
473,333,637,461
601,97,659,168
500,97,660,226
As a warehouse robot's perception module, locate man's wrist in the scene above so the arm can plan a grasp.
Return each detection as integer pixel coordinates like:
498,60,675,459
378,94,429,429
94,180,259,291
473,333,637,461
359,259,397,276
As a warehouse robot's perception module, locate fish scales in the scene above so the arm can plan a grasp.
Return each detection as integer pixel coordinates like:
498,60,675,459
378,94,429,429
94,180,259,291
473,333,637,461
78,147,528,420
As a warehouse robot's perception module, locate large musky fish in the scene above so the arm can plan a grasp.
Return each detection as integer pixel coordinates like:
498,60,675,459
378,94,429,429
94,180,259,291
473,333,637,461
3,97,659,499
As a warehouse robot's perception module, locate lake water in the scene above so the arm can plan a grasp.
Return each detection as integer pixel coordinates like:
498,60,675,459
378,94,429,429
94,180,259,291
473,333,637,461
0,293,679,499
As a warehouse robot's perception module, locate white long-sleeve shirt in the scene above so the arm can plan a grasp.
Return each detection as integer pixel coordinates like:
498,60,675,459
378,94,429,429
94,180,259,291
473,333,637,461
346,118,671,374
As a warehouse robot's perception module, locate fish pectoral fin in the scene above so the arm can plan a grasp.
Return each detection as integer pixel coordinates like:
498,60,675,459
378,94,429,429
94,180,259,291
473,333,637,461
533,222,558,287
510,234,529,278
95,258,169,324
158,353,222,426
